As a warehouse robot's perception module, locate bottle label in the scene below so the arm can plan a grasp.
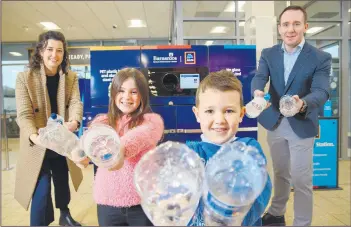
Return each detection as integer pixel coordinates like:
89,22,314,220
251,101,263,111
206,193,243,217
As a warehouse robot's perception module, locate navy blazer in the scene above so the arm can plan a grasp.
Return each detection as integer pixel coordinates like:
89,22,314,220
251,42,331,138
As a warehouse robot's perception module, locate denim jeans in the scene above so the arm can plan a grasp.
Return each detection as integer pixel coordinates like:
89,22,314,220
97,204,153,226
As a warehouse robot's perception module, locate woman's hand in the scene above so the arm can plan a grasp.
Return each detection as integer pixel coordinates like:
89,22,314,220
64,121,79,132
108,145,125,171
29,133,46,148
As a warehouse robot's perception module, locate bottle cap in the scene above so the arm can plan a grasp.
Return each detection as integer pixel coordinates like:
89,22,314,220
50,113,57,119
263,93,271,101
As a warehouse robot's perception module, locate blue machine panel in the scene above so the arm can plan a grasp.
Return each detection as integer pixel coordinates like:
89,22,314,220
313,118,338,188
176,106,199,130
209,45,258,137
150,106,176,130
90,48,141,107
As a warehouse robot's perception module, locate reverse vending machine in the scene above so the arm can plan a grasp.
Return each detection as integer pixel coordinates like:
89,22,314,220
140,45,210,142
87,45,258,142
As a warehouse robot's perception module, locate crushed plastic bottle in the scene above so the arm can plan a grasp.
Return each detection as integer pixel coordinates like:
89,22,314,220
245,94,271,118
134,141,205,226
202,141,268,226
279,95,299,117
80,124,121,169
38,113,79,157
70,137,88,164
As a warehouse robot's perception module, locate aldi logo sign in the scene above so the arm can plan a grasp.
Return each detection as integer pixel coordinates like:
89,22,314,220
185,52,196,64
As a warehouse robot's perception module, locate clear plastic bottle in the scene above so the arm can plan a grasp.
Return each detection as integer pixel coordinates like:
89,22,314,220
39,113,79,157
48,113,64,125
134,141,205,226
80,124,121,169
245,94,271,118
70,137,87,164
202,141,268,226
279,95,299,117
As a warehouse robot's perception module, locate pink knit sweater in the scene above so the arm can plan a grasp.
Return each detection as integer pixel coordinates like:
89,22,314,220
91,113,164,207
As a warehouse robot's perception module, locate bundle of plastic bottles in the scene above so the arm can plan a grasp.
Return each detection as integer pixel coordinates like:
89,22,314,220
38,113,79,157
202,141,268,226
279,95,299,117
134,140,268,226
245,94,271,118
134,141,205,226
76,124,122,169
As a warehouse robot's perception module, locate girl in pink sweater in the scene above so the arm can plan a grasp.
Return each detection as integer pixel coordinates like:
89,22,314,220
79,68,164,226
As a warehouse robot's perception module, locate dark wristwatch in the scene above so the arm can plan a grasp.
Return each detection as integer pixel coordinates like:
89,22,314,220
299,99,308,113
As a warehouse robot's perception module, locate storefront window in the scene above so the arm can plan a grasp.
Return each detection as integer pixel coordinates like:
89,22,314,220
308,40,340,117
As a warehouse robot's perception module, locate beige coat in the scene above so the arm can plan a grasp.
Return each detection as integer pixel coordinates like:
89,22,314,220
14,65,83,210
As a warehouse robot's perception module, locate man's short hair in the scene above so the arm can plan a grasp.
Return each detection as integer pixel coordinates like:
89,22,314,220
278,5,308,24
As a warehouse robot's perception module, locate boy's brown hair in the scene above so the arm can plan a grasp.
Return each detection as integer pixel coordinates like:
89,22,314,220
195,70,244,107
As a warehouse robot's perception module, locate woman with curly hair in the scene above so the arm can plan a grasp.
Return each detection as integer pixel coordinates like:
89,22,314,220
15,30,83,226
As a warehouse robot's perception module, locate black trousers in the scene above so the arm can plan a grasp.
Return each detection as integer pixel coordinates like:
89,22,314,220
30,150,70,226
97,204,153,226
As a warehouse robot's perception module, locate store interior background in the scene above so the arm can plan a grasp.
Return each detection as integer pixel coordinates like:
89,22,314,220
1,1,350,226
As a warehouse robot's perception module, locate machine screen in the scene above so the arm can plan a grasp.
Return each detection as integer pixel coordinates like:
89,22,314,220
180,74,200,89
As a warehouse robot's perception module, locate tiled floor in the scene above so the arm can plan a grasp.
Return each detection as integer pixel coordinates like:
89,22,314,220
1,138,350,226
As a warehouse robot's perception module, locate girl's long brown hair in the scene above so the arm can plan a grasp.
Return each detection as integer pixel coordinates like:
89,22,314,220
108,68,151,130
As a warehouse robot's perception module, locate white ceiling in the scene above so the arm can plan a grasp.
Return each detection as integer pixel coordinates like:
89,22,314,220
2,1,172,42
1,1,349,43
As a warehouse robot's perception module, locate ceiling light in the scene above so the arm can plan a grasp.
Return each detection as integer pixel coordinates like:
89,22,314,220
39,22,61,30
239,22,245,27
348,8,351,12
306,27,324,34
128,19,146,28
238,1,246,12
9,52,22,56
224,1,245,12
205,41,214,46
210,26,227,33
224,2,235,12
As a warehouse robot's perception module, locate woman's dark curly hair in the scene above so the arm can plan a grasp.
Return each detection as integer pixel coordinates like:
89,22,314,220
29,30,70,74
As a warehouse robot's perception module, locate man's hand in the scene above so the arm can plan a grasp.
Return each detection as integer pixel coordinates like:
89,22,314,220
254,90,271,110
292,95,304,112
64,121,78,132
254,90,264,97
108,145,125,171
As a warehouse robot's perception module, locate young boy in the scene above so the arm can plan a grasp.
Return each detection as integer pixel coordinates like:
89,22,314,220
187,70,272,226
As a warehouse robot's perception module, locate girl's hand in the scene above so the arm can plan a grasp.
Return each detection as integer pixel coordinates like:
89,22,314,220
108,145,125,171
74,157,90,169
78,157,91,168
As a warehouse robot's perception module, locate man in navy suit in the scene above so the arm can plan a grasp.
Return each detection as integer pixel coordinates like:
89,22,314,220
251,5,331,226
